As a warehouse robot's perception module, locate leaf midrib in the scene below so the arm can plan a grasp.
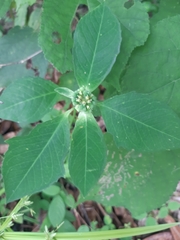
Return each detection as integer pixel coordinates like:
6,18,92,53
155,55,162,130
103,104,180,141
86,5,105,84
1,91,56,111
9,116,64,201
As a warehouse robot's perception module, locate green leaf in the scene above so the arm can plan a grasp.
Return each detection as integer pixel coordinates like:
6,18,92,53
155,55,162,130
48,195,65,227
0,27,40,64
168,201,180,211
87,0,100,10
158,207,168,218
69,112,106,196
42,185,60,197
151,0,180,24
84,133,180,216
103,0,150,90
2,114,70,202
99,92,180,152
63,194,76,209
0,0,11,18
0,64,34,87
15,0,36,8
57,220,76,233
121,15,180,116
55,87,74,99
73,4,121,91
146,217,157,226
78,225,89,232
14,3,28,27
39,0,80,73
0,77,59,124
31,52,49,78
28,7,41,30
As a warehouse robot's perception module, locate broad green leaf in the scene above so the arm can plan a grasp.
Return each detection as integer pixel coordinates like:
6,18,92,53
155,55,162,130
2,114,70,202
87,0,100,10
82,133,180,216
168,201,180,211
73,4,121,91
99,92,180,152
151,0,180,24
55,87,74,99
0,77,59,124
15,0,36,8
0,0,11,18
59,72,78,91
39,0,80,73
28,7,41,31
146,217,157,226
57,220,76,233
158,207,168,218
0,64,34,87
48,195,65,227
14,3,28,27
31,52,49,78
0,27,40,64
69,112,106,196
42,185,60,197
103,0,150,90
121,15,180,116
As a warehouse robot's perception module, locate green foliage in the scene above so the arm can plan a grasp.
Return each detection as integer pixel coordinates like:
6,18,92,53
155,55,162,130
99,92,180,151
1,0,180,229
0,27,39,64
78,133,180,215
48,195,65,227
0,78,59,124
0,27,46,87
151,0,180,24
73,4,121,91
3,114,70,202
104,0,150,90
0,0,11,19
69,112,106,196
122,15,180,116
39,0,80,73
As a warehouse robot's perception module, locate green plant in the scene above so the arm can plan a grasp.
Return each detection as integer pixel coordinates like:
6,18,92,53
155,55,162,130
0,196,179,240
1,0,180,225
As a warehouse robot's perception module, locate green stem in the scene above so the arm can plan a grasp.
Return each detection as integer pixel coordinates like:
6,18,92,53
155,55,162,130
0,196,31,233
1,223,179,240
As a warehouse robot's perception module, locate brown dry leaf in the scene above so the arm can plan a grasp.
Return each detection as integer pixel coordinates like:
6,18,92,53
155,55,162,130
165,215,180,240
0,144,8,154
144,231,173,240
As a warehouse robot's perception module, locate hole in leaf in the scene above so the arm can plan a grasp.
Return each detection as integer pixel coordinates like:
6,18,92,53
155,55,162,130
52,31,61,44
124,0,134,9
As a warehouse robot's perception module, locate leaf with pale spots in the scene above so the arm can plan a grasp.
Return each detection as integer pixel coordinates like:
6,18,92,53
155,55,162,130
80,133,180,216
99,92,180,152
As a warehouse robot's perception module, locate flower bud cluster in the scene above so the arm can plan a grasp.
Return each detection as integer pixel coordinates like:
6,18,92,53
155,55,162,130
72,87,96,112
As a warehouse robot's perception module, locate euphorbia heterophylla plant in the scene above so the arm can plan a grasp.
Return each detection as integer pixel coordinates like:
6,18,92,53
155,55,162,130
1,1,180,216
1,4,121,201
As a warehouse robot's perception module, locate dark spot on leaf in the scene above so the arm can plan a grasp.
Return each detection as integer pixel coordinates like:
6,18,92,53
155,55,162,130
52,32,61,44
